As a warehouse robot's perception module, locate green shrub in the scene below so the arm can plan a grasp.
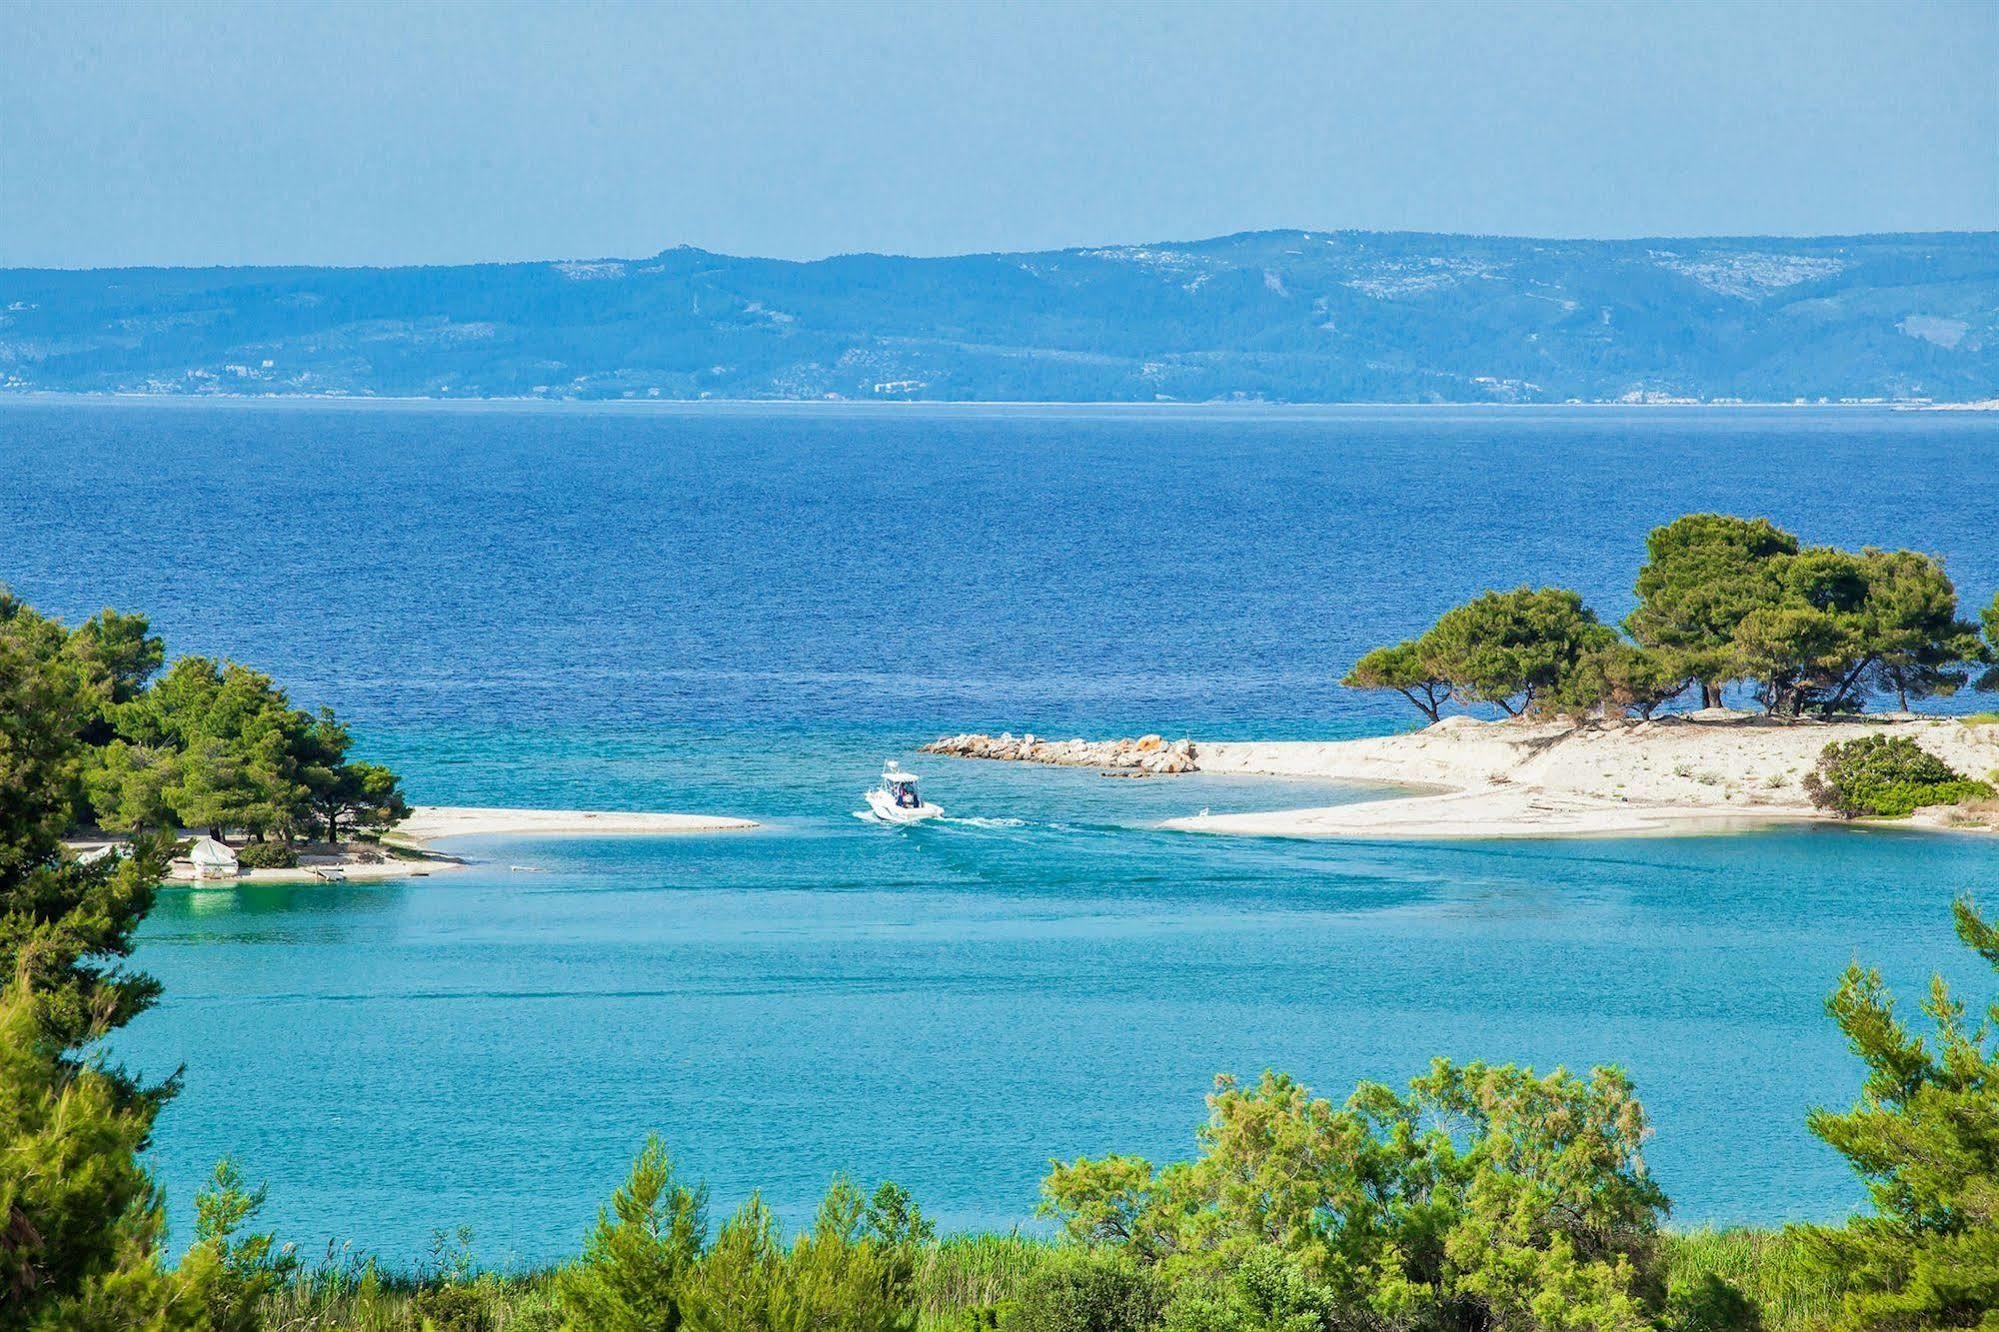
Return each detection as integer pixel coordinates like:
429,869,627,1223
1801,734,1994,818
413,1281,492,1332
999,1248,1164,1332
1159,1247,1336,1332
1038,1065,1668,1331
235,840,299,869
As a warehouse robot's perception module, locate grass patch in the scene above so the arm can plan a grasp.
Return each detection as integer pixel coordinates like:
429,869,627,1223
1664,1228,1842,1331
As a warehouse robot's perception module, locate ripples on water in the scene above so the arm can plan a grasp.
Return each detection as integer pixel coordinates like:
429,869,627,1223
3,400,1997,1261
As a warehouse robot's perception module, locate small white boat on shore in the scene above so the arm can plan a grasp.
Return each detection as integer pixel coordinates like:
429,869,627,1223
860,762,944,824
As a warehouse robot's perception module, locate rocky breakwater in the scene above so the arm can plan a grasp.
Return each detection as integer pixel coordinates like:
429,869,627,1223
921,732,1200,775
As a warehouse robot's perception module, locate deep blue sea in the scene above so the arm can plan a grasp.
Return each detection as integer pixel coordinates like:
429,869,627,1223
3,399,1998,1266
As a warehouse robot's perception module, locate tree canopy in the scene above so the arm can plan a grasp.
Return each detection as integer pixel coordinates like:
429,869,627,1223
0,597,229,1328
1626,514,1798,708
1345,515,1997,723
1,589,405,846
1341,642,1453,723
1419,587,1619,717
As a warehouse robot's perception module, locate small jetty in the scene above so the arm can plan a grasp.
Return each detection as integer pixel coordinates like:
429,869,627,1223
922,732,1199,774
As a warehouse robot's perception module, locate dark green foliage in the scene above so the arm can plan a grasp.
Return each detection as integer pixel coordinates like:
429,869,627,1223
1801,736,1993,819
1980,593,1999,693
1665,1272,1762,1332
0,974,209,1331
0,596,205,1330
0,588,407,846
1549,641,1691,719
1348,518,1993,720
1731,604,1864,717
1802,899,1999,1328
412,1281,492,1332
998,1248,1164,1332
1627,515,1799,707
81,741,177,834
0,601,168,1077
1419,587,1618,716
1663,1230,1838,1332
233,842,298,870
1157,1247,1334,1332
770,1179,924,1332
1342,642,1453,723
550,1138,927,1332
1856,549,1986,710
242,1230,1863,1332
1347,588,1621,721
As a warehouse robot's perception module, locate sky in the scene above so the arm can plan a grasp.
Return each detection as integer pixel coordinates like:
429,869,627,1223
2,0,1994,268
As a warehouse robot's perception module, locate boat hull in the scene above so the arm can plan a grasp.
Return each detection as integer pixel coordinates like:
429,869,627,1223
862,789,945,823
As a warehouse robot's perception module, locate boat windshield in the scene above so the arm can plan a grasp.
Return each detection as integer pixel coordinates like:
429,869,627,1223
886,778,921,808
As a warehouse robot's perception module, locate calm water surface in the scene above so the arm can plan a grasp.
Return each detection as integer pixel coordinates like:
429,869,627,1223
3,400,1997,1263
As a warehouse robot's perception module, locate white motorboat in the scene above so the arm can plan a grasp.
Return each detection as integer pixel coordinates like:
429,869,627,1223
860,762,944,824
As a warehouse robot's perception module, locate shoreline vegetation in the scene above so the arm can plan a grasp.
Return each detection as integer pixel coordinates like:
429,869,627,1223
929,509,1999,841
2,587,758,886
68,806,760,886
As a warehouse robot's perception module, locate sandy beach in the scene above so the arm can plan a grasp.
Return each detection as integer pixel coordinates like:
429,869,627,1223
85,805,761,886
395,806,759,842
928,714,1999,840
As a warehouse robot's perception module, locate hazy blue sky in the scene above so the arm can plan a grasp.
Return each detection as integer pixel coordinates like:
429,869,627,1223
4,0,1993,267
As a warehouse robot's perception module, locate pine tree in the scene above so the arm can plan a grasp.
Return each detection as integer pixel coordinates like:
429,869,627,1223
0,980,207,1331
1806,898,1999,1325
0,602,204,1330
555,1136,708,1332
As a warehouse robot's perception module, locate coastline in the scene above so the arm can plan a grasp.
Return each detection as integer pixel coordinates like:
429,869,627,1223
925,715,1999,841
87,804,759,887
394,805,760,841
3,392,1989,412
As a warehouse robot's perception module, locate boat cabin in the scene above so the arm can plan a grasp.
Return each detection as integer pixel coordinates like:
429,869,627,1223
881,765,924,809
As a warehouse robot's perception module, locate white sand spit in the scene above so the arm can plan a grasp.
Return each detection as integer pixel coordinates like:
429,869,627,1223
396,806,758,842
933,715,1999,841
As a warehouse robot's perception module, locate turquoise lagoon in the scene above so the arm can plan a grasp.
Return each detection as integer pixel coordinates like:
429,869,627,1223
2,399,1996,1262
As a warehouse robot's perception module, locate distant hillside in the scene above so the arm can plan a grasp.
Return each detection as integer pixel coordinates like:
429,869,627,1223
2,230,1994,403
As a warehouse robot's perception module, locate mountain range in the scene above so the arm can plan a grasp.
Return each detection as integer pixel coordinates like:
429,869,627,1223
3,230,1994,403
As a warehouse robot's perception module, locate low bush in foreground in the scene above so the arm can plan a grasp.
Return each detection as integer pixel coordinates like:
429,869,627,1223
235,840,300,869
252,1228,1852,1332
1801,733,1994,818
